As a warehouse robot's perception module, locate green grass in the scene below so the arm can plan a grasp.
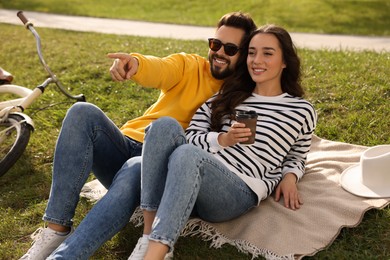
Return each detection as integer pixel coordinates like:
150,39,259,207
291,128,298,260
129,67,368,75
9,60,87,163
0,0,390,36
0,22,389,259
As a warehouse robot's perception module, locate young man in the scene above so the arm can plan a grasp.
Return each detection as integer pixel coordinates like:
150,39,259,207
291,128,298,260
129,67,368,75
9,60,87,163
20,12,256,259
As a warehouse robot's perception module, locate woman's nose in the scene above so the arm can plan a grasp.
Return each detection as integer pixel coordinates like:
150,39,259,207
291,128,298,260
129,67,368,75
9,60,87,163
253,55,262,65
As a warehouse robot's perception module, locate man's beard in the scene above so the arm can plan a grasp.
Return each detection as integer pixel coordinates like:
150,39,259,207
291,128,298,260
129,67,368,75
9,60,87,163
209,54,234,80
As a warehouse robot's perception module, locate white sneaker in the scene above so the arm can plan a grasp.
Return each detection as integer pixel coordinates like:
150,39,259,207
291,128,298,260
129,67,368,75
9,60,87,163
164,250,174,260
20,226,73,260
128,236,174,260
128,236,149,260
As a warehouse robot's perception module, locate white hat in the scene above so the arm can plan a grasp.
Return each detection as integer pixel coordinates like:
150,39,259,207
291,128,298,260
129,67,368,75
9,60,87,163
340,145,390,198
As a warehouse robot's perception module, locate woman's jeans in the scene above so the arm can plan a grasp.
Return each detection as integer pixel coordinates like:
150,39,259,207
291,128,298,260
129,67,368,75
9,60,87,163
43,102,143,258
141,117,258,250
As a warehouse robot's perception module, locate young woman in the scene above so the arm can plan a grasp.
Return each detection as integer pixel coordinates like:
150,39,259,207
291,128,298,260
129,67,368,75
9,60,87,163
133,24,317,260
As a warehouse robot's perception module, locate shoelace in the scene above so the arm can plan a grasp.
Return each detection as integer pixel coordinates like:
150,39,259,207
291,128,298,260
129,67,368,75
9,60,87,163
20,228,46,258
30,227,45,245
130,238,148,258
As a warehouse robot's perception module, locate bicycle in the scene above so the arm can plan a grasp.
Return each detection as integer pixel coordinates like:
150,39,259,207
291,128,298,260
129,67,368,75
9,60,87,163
0,11,86,177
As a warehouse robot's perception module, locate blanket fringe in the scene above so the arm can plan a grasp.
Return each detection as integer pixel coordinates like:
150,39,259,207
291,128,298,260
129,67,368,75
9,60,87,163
128,208,292,260
181,219,294,260
129,208,144,227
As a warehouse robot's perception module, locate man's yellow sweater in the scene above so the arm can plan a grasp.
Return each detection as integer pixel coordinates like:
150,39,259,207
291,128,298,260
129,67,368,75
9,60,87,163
120,52,223,143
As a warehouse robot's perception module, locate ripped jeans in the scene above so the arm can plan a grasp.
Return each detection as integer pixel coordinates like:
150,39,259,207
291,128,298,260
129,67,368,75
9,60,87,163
140,117,257,250
44,102,142,258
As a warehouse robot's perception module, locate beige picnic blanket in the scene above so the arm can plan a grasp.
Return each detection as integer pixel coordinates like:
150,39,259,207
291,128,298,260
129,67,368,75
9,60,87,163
80,135,390,259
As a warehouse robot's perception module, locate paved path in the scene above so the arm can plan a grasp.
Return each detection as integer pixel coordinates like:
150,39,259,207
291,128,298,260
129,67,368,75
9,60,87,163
1,9,389,52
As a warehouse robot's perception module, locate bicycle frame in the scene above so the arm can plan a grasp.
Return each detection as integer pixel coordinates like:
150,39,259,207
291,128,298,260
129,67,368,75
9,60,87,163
0,84,34,108
0,83,36,128
0,11,86,176
0,11,85,124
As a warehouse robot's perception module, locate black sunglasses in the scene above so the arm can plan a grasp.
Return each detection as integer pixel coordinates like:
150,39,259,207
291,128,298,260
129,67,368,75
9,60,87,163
208,38,240,56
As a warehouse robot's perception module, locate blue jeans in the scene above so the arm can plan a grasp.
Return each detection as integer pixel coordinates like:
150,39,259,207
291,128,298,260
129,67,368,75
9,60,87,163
141,117,257,250
43,102,143,258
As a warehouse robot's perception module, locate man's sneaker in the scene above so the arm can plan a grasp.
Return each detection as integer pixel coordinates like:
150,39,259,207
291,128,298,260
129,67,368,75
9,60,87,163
20,226,73,260
128,236,174,260
128,236,149,260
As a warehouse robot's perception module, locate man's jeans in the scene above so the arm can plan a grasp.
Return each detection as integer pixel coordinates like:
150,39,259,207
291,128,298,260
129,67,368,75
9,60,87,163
140,117,258,250
44,102,142,258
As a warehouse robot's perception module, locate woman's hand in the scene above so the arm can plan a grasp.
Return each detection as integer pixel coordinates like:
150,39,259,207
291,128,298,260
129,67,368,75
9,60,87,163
274,172,303,210
218,122,252,147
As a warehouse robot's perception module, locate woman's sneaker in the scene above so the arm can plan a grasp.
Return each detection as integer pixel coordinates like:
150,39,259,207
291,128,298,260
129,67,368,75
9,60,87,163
128,236,149,260
165,250,174,259
20,226,73,260
128,236,174,260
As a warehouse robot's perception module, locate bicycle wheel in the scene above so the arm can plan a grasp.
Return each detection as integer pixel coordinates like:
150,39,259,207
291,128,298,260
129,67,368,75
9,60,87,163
0,113,32,177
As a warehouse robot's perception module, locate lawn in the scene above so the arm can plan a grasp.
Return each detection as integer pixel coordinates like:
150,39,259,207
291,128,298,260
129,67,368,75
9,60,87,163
0,0,389,36
0,2,389,259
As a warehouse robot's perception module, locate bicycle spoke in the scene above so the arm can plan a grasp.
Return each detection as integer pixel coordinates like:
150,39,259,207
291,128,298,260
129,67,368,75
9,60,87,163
0,121,20,159
0,114,31,176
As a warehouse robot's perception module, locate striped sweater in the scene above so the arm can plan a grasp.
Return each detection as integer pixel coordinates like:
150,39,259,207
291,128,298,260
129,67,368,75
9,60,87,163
186,92,317,203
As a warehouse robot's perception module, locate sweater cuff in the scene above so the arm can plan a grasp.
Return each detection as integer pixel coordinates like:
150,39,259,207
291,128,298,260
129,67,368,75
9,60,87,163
129,53,141,80
282,168,303,182
207,132,224,153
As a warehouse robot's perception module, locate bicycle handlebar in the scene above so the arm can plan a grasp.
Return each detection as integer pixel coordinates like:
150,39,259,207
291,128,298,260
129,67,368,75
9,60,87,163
17,11,86,102
17,11,29,26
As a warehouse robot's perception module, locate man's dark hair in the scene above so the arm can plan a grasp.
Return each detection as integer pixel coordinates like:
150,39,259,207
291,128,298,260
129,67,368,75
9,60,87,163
217,12,257,48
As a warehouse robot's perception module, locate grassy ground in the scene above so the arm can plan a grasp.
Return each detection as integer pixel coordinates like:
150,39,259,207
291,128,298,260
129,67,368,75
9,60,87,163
0,0,389,36
0,2,389,259
0,23,389,260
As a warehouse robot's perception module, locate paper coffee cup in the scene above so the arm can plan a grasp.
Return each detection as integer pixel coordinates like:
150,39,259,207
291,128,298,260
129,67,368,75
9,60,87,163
236,110,257,145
